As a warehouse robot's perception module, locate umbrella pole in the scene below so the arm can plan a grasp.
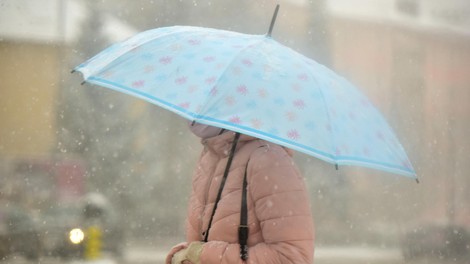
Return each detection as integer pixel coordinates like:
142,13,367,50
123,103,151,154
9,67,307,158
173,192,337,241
203,132,241,242
267,4,280,37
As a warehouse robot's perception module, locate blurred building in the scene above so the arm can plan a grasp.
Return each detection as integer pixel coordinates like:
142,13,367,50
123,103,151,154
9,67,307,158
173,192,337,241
0,0,135,157
0,0,135,206
327,0,470,227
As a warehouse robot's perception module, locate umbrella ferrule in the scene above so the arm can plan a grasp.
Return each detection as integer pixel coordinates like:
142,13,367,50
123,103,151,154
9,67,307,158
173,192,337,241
267,4,280,37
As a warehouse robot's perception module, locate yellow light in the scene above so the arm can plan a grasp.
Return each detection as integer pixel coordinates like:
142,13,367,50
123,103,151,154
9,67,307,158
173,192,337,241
69,228,85,244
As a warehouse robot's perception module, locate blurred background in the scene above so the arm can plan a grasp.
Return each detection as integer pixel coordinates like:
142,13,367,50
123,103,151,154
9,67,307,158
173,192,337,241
0,0,469,263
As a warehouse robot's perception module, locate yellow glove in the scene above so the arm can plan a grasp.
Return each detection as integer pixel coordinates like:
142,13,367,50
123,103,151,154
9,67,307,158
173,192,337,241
171,242,204,264
185,241,204,264
171,248,188,264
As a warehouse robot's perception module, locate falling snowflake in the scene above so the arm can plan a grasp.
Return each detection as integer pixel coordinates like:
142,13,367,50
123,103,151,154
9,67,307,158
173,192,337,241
266,200,274,208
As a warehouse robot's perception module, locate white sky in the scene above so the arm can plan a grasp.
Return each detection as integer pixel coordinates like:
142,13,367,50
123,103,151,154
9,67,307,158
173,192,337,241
0,0,135,44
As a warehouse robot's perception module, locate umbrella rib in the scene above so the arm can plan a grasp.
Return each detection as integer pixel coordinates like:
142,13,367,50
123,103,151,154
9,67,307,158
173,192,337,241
194,36,268,122
77,26,209,79
304,63,339,166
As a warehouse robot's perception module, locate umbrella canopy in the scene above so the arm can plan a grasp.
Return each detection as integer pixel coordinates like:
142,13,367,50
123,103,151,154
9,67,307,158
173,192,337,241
73,25,416,179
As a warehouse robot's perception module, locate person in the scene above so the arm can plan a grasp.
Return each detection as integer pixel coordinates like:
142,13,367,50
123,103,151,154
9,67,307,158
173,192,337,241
166,122,314,264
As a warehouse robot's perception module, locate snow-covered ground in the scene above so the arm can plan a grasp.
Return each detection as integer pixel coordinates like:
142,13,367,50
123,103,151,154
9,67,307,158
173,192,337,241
315,246,401,261
2,246,467,264
123,246,403,263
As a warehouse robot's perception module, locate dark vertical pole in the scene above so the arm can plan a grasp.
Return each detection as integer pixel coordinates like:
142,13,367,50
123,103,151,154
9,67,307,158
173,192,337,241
267,4,280,37
204,133,241,242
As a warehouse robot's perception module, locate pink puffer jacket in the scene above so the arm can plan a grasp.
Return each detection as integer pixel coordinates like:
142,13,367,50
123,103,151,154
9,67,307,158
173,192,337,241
185,132,314,263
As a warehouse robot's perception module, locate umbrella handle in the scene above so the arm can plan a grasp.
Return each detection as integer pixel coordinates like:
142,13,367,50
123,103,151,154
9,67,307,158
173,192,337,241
267,4,280,37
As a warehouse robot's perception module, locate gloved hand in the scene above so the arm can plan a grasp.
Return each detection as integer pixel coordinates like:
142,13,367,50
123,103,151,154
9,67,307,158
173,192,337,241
171,241,204,264
171,249,188,264
166,242,188,264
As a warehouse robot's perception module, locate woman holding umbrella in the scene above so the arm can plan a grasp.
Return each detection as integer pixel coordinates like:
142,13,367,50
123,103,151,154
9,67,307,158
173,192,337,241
166,123,314,264
73,6,414,264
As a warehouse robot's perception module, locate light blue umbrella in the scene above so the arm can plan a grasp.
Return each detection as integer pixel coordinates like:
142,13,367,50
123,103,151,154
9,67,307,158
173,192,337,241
73,12,416,179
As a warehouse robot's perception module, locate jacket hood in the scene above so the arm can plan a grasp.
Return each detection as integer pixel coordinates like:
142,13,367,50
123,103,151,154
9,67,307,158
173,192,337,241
188,121,224,139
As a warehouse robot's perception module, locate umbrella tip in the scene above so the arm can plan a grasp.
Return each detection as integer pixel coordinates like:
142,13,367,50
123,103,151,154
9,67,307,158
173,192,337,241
267,4,280,37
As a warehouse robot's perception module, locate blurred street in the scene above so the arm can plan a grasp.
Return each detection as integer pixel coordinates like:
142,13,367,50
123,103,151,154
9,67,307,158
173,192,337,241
1,1,470,264
2,245,469,264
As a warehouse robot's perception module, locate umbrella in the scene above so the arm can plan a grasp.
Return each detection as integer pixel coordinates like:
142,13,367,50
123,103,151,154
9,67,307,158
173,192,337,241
73,6,416,179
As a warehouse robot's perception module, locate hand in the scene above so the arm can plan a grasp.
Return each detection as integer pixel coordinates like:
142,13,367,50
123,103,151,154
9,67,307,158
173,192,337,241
167,241,203,264
165,242,189,264
183,241,203,264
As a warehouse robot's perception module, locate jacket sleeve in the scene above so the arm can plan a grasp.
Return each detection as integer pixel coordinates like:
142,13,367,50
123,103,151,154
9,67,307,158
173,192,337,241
199,147,315,264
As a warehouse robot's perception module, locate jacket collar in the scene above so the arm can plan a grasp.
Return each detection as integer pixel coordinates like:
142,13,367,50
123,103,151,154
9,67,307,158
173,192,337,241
201,132,294,157
202,132,255,157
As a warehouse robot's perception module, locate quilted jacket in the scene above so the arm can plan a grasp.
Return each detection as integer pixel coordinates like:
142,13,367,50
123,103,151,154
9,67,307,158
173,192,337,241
185,132,314,263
